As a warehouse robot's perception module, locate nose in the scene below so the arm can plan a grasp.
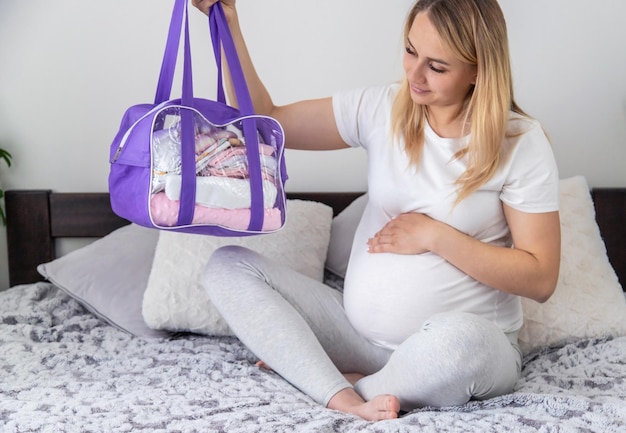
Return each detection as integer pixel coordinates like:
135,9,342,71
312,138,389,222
405,60,426,85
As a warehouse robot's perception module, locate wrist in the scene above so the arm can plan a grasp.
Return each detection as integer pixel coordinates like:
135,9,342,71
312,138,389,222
427,219,448,254
222,5,238,25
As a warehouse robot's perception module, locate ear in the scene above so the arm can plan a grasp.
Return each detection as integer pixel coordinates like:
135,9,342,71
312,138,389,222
469,64,478,85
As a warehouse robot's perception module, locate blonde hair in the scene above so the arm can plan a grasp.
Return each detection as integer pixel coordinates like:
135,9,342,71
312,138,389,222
391,0,528,204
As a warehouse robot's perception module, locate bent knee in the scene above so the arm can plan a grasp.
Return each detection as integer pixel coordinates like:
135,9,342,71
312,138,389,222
420,312,515,369
203,245,263,297
434,314,517,370
207,245,256,267
415,313,519,401
206,245,264,274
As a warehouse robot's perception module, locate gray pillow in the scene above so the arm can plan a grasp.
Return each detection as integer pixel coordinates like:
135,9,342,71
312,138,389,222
38,224,169,338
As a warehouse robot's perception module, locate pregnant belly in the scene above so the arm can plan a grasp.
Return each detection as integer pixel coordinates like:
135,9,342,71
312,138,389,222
343,250,484,349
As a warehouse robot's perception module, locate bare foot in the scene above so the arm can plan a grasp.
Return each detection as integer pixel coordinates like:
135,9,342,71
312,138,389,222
343,372,365,386
255,360,272,371
327,387,400,421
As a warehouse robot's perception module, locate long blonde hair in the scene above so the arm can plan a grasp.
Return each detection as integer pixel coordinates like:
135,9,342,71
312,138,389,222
391,0,527,204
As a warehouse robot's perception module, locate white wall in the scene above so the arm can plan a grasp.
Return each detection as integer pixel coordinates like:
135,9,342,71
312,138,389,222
1,0,625,290
500,0,626,184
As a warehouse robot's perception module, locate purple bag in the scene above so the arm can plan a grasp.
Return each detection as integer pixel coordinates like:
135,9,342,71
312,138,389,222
108,1,287,236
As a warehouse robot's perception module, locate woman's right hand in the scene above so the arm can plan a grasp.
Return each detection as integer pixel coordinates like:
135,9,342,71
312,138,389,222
191,0,236,20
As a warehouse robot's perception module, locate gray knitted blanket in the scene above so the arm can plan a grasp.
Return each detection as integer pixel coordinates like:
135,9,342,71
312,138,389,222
1,282,625,432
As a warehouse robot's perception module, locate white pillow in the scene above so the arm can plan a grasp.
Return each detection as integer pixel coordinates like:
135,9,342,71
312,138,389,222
519,176,626,354
325,193,367,278
37,224,169,338
142,199,333,336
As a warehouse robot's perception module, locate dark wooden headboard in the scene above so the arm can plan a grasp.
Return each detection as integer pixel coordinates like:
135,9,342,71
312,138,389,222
591,188,625,289
5,190,363,287
5,188,626,290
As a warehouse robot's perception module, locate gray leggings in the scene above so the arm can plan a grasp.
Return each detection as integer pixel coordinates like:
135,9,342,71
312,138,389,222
203,246,522,412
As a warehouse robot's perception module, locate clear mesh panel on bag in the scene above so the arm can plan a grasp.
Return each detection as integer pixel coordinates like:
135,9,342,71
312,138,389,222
149,106,284,230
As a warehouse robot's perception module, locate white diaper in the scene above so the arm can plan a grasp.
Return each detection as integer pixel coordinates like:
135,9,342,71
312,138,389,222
165,174,278,210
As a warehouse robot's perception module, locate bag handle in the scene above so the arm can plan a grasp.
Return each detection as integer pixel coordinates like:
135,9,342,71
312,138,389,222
208,4,257,116
177,2,196,226
209,3,265,231
153,0,265,231
154,0,184,105
154,1,256,115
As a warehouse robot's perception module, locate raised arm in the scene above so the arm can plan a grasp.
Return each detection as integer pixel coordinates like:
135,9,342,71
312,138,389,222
192,0,348,151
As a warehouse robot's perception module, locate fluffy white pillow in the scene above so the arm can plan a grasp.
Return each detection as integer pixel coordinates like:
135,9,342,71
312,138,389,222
325,193,367,278
142,199,333,336
519,176,626,354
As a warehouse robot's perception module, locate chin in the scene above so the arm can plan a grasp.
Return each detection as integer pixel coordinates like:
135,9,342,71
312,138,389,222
410,93,430,105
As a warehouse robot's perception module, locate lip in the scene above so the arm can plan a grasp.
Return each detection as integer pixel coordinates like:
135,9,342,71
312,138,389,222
410,84,429,95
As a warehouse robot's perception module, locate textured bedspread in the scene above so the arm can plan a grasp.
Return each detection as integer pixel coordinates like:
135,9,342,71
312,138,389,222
1,283,626,432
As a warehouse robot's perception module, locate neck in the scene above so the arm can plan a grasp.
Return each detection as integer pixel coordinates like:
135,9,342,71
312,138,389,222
425,106,468,138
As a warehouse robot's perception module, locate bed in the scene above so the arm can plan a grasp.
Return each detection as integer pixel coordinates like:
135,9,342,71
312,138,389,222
2,176,626,432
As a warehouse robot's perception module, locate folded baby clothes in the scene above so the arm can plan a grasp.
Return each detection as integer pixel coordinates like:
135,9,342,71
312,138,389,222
149,191,282,231
164,174,278,210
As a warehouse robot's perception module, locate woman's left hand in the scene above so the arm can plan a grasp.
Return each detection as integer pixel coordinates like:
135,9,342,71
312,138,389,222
367,212,439,255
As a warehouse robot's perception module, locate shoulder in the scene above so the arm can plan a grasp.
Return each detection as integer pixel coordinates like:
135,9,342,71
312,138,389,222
332,83,399,113
503,112,552,157
332,83,400,148
506,112,543,137
499,113,559,213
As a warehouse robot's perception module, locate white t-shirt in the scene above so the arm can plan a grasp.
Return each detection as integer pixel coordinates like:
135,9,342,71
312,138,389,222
332,84,559,349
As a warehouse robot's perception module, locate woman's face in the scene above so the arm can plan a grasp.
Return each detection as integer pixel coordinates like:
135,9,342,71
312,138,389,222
403,12,477,111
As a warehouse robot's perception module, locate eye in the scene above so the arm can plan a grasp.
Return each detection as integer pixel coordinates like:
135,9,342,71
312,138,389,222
429,63,446,74
405,46,416,56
